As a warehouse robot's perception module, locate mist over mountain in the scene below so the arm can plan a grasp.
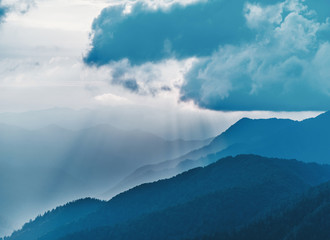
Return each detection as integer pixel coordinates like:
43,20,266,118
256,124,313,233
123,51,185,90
1,110,321,237
0,122,210,237
6,155,330,240
2,112,330,239
0,108,221,141
112,111,330,195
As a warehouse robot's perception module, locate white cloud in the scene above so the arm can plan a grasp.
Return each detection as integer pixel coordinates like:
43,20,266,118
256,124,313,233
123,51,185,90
109,0,204,11
94,93,132,106
274,12,319,52
311,42,330,94
1,0,36,14
107,57,195,95
181,0,330,111
244,2,284,29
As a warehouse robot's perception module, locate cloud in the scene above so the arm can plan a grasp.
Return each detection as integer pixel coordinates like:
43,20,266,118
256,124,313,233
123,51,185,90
94,93,132,105
8,0,36,14
84,0,330,111
111,63,141,93
0,0,8,22
0,0,35,24
84,0,255,65
180,0,330,111
102,58,192,96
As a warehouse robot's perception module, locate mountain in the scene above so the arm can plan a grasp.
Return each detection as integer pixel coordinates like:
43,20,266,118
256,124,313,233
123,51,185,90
0,123,211,176
201,181,330,240
63,124,211,185
0,123,211,237
207,111,330,164
7,155,330,240
7,198,105,240
113,111,330,195
0,107,219,140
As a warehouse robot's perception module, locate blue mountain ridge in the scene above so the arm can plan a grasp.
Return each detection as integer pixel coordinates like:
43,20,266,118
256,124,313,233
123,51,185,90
108,111,330,197
6,154,330,240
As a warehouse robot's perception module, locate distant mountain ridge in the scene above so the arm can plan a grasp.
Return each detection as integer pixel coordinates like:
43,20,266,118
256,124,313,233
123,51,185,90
110,111,330,197
7,155,330,240
4,111,330,237
0,123,211,237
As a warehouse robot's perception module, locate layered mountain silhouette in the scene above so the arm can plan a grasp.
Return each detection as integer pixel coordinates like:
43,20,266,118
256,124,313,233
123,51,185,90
0,123,211,178
0,123,210,237
6,155,330,240
109,111,330,197
4,111,330,239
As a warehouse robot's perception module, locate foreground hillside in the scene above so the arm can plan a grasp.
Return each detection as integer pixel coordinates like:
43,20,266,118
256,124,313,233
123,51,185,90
200,181,330,240
7,155,330,240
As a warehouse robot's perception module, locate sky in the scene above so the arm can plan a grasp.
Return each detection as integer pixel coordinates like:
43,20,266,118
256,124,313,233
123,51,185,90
0,0,328,235
0,0,327,139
